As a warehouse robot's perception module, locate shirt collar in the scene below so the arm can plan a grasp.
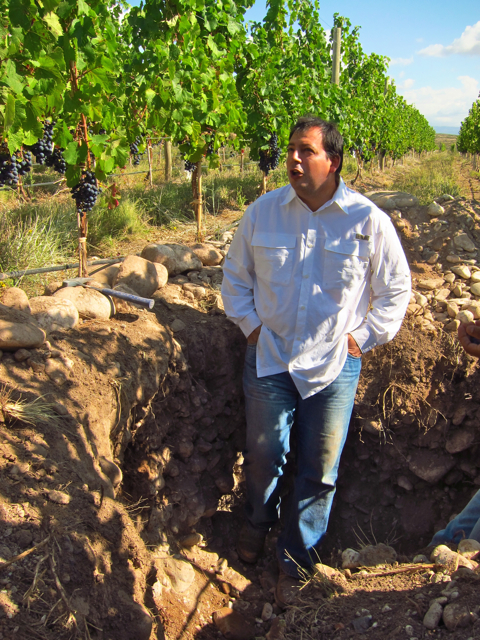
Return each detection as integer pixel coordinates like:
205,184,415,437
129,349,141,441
280,178,350,214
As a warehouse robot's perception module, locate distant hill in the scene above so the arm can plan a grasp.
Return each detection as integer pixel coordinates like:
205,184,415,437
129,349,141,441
434,126,459,135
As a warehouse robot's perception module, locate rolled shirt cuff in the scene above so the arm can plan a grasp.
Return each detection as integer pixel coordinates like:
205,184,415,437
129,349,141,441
239,310,262,339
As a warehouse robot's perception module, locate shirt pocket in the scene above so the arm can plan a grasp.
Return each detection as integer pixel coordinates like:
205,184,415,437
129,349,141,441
251,232,297,285
323,239,371,289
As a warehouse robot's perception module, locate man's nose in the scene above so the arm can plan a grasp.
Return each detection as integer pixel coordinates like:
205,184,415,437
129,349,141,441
290,149,301,162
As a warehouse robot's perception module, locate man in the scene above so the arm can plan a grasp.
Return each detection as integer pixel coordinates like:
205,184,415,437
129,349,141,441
428,321,480,546
221,116,411,606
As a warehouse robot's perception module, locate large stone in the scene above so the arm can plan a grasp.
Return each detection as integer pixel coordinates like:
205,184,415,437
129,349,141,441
417,277,445,291
364,191,419,209
470,271,480,283
446,428,475,454
451,265,472,279
153,263,168,288
443,603,473,631
408,450,455,483
113,255,159,297
1,287,30,313
154,557,195,593
192,243,224,266
112,284,148,312
470,283,480,297
141,244,177,275
431,545,478,570
182,283,206,300
357,543,397,567
29,296,79,333
427,202,445,217
213,608,255,640
0,303,45,350
454,233,476,252
88,264,119,287
423,602,443,629
165,244,203,275
457,310,475,324
54,286,113,319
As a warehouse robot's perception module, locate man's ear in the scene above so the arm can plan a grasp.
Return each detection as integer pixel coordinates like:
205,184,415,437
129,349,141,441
329,155,341,173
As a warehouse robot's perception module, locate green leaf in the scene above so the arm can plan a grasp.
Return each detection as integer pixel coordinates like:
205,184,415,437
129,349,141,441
66,165,82,188
43,12,63,38
4,94,16,132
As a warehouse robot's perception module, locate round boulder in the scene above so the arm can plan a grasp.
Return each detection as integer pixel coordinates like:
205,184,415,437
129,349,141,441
192,243,224,266
29,296,79,333
153,262,168,288
141,244,177,275
113,255,159,297
54,286,113,319
0,303,45,350
1,287,30,313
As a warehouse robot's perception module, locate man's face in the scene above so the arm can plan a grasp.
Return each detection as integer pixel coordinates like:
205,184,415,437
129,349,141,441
286,127,340,208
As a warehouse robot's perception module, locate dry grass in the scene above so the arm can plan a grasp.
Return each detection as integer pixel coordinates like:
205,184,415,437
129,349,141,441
0,384,61,427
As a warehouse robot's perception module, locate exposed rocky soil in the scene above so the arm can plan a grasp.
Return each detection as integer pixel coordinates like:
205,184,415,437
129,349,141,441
1,163,480,640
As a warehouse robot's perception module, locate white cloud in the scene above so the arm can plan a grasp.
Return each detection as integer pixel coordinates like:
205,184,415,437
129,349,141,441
419,21,480,57
389,56,414,66
416,38,423,43
400,75,479,127
399,71,405,78
403,79,415,89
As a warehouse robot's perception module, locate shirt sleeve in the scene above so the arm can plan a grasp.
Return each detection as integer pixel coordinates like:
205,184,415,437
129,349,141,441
349,215,411,353
221,206,262,338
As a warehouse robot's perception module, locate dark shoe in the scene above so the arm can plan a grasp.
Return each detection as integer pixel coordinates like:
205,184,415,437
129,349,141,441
275,568,302,608
236,523,267,564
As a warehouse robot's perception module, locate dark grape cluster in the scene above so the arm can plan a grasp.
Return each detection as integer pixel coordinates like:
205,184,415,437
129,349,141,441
17,151,32,177
184,159,196,172
46,148,66,174
258,133,281,175
71,171,101,213
206,137,215,156
27,121,54,164
130,136,143,166
0,153,18,186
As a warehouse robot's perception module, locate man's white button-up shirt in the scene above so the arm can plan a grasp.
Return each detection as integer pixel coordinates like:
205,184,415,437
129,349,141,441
221,179,411,399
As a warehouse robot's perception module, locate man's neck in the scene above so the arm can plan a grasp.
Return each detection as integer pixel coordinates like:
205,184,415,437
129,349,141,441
298,179,339,212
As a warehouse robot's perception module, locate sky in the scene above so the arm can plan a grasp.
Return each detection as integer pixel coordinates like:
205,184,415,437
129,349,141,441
128,0,480,133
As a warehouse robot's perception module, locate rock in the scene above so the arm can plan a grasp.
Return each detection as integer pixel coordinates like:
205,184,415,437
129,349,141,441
414,292,428,307
423,601,443,630
357,543,396,567
99,457,123,487
365,191,419,209
453,284,464,297
87,264,119,287
427,253,439,264
451,265,472,279
446,429,475,454
313,563,342,581
397,476,413,491
413,554,429,563
431,545,478,571
155,557,195,593
266,617,286,640
442,603,473,631
167,244,203,275
14,348,31,362
446,302,459,318
213,607,255,640
470,283,480,297
458,539,480,555
2,287,30,312
192,243,224,266
427,202,445,217
417,278,445,291
15,529,33,548
342,548,361,569
445,319,461,332
54,286,113,319
182,283,206,300
125,602,153,640
408,450,455,483
363,419,383,435
466,302,480,319
351,616,372,633
261,602,273,621
111,284,147,312
43,281,63,296
47,490,70,505
452,405,468,426
170,319,186,333
0,303,46,350
113,255,159,297
29,296,79,333
141,244,177,274
438,194,455,203
454,233,476,252
457,310,475,324
446,255,461,264
471,271,480,283
435,289,451,302
153,263,168,288
45,359,69,385
444,273,456,283
179,532,203,548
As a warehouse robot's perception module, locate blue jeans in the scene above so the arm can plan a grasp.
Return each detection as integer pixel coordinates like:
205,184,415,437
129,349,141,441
430,489,480,546
242,345,361,578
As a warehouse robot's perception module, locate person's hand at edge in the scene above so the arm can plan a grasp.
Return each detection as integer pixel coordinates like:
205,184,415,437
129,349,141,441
247,325,262,345
347,334,362,358
458,321,480,358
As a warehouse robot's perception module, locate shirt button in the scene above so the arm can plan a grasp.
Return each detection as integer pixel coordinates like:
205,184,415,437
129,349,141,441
296,336,301,340
303,274,309,279
300,305,305,310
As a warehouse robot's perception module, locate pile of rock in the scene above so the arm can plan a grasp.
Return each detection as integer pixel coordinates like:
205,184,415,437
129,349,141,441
367,192,480,335
0,241,225,360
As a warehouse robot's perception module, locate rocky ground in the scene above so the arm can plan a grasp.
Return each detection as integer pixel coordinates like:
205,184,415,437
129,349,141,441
1,158,480,640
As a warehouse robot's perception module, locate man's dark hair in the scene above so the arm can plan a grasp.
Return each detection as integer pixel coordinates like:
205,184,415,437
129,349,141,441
289,116,344,178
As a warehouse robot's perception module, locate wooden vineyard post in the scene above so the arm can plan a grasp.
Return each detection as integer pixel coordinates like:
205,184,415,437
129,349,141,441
260,171,268,196
164,139,172,181
194,160,204,242
78,211,88,277
147,137,153,187
240,149,244,172
331,27,341,86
